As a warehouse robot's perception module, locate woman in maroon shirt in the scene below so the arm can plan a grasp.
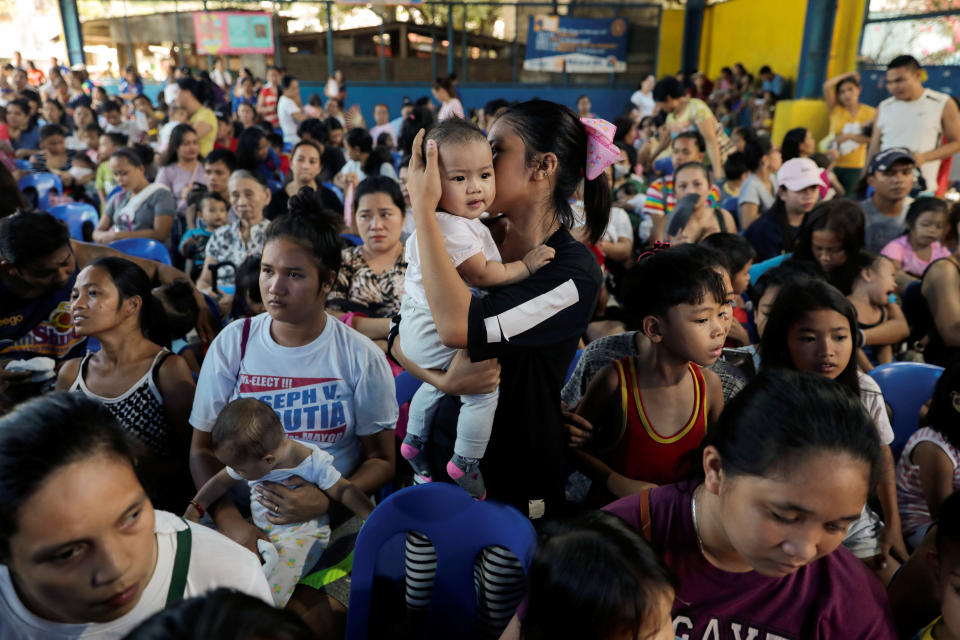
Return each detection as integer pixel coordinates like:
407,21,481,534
606,369,897,640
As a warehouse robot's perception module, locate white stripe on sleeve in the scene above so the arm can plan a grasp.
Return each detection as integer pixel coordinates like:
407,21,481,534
484,279,580,344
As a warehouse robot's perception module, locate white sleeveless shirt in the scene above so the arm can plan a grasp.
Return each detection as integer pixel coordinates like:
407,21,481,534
877,88,950,192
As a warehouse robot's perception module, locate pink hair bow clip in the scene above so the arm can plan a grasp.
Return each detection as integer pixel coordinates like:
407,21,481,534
580,117,620,180
637,241,672,262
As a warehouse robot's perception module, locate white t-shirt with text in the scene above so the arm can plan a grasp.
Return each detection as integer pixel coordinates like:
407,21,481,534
190,313,398,477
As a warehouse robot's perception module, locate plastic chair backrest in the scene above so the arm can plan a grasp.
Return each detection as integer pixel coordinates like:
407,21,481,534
346,483,536,640
18,172,63,210
653,157,673,176
340,233,363,247
323,181,344,203
564,349,583,385
748,253,791,284
108,238,173,266
719,195,742,231
395,370,422,406
867,362,944,458
48,202,99,240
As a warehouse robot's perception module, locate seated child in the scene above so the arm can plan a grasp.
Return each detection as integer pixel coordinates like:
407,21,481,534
846,251,909,369
180,192,229,281
499,511,676,640
882,197,951,288
700,232,755,345
897,361,960,550
69,153,98,208
154,279,202,372
913,490,960,640
230,255,266,319
95,131,127,209
82,123,102,163
669,162,737,245
158,104,189,153
720,151,748,200
574,250,725,500
266,132,289,177
399,118,555,499
184,398,375,606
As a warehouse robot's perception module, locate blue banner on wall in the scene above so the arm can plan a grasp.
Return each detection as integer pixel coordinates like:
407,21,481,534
523,15,628,73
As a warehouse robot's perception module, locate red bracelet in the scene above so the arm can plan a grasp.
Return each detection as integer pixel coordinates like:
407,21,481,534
189,500,205,518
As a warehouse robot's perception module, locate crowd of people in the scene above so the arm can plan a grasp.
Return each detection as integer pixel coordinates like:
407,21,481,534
1,49,960,640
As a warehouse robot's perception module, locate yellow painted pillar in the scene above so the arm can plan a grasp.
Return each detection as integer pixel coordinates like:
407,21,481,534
828,0,867,77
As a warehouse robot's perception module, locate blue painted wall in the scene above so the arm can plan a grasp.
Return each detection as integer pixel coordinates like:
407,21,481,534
859,66,960,107
106,80,636,124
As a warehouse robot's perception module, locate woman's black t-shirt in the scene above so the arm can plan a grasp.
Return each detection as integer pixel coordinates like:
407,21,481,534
425,226,602,516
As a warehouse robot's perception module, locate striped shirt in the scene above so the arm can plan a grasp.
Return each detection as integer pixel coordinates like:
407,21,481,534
260,85,279,127
642,175,722,218
896,427,960,537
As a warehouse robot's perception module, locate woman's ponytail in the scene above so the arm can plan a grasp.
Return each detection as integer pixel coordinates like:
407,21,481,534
141,291,173,349
582,172,611,244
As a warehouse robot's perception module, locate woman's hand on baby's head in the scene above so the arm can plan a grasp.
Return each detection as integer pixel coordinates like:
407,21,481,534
522,245,556,275
407,129,442,215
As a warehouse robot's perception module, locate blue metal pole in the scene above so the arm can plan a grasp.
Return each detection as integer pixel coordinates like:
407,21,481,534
681,0,704,75
431,23,437,81
379,9,387,82
326,2,335,80
58,0,86,66
122,0,134,69
512,4,519,84
461,4,468,82
447,4,454,76
272,2,282,69
796,0,839,98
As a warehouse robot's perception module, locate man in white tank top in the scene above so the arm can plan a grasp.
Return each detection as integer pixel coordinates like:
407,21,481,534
868,55,960,194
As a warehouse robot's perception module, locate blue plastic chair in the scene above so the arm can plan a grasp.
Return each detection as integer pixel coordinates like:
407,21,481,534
13,158,30,171
18,172,63,210
748,253,791,284
108,238,173,266
48,202,99,240
565,349,583,385
653,157,673,176
346,483,536,640
395,370,423,406
867,362,944,459
391,150,403,172
323,181,344,204
340,233,363,247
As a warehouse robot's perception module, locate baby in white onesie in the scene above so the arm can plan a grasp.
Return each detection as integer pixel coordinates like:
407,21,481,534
185,398,374,606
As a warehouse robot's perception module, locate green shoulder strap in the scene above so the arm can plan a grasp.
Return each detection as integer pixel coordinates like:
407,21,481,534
165,519,193,607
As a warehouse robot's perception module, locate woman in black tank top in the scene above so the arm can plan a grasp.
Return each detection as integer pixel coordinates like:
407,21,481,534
917,255,960,367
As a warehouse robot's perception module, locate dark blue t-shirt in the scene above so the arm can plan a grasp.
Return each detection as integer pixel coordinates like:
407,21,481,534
0,269,86,362
744,210,801,261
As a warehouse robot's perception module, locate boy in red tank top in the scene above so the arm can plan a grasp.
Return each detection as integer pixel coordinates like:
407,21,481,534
575,249,726,501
